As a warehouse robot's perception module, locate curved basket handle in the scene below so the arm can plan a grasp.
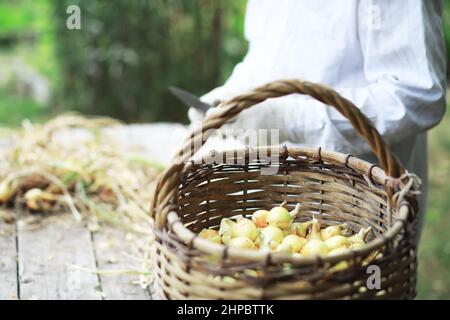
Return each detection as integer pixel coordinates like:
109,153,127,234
151,79,405,226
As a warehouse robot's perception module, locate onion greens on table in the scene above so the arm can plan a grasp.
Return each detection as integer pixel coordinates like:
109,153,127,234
0,114,163,285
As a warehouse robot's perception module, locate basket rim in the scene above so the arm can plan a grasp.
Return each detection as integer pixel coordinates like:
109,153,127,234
157,145,414,266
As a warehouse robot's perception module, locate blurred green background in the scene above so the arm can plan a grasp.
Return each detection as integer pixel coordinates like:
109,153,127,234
0,0,449,299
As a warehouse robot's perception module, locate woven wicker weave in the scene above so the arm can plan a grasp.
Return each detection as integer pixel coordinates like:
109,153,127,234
150,80,419,300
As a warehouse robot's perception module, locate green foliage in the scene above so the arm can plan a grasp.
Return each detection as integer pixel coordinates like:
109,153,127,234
417,105,450,299
0,1,34,35
444,0,450,76
0,88,52,127
52,0,247,123
0,0,57,128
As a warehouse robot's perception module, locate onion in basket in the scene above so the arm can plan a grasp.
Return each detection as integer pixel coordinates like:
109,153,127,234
301,220,330,257
197,203,372,266
231,218,258,241
260,225,285,250
229,236,257,249
328,248,350,271
324,235,351,251
251,209,270,228
219,218,236,244
289,221,313,238
320,223,347,241
267,202,300,229
279,234,307,253
349,227,372,244
301,239,330,257
199,229,222,244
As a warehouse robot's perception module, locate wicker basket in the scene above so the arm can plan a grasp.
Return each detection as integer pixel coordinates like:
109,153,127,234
150,80,419,300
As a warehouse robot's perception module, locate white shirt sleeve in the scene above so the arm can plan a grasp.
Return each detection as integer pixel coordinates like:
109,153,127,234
324,0,447,154
202,0,446,155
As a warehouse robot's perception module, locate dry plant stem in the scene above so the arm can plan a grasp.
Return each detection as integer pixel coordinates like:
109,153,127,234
67,264,151,276
0,114,160,283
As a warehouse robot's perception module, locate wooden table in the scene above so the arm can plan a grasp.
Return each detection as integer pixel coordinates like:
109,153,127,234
0,122,243,300
0,213,154,300
0,123,191,300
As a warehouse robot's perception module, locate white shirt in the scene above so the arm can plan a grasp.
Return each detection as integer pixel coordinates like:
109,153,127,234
201,0,447,231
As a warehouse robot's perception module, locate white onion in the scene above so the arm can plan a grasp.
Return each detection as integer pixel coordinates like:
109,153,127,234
300,239,329,257
199,229,222,244
267,206,293,229
349,227,372,243
260,226,285,250
251,210,270,228
307,220,322,240
276,242,294,253
325,235,351,250
320,223,347,241
280,234,307,253
289,221,313,238
229,236,256,249
231,218,258,241
219,218,236,236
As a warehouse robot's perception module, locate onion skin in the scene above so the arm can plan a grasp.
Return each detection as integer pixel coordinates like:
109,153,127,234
276,242,294,253
260,226,285,250
307,220,322,240
219,218,236,236
320,224,347,241
231,218,258,241
350,242,365,250
24,188,57,210
289,221,312,238
328,247,350,256
289,203,301,219
222,276,236,284
328,248,351,271
324,235,351,250
328,248,349,271
301,239,329,257
222,234,231,245
330,261,349,272
199,229,222,244
267,206,293,229
0,178,16,203
252,210,270,228
229,236,257,250
349,227,372,243
219,218,236,244
243,269,260,277
280,235,307,253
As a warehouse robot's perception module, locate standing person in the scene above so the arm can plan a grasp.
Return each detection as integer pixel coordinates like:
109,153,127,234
189,0,447,239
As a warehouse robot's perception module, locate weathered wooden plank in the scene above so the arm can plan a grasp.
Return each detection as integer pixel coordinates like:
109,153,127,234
0,220,18,300
17,214,102,300
92,226,151,300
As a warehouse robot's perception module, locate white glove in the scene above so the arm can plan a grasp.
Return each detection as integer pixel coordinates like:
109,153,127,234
187,107,206,130
187,85,239,129
205,94,326,146
189,87,329,147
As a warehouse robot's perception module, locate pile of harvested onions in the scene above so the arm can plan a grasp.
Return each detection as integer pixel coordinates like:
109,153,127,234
0,114,162,233
200,202,373,271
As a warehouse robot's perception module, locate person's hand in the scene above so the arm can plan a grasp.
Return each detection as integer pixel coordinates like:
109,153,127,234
187,86,236,129
203,97,295,145
202,94,327,147
187,107,206,130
